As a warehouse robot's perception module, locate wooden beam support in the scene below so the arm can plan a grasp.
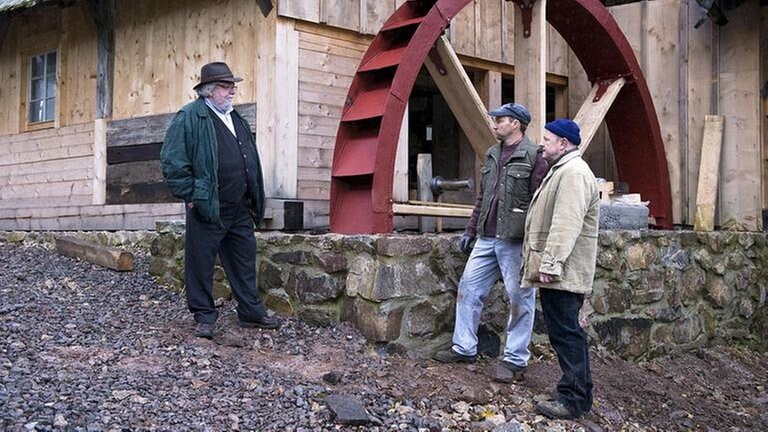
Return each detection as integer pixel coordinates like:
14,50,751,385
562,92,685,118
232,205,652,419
392,103,409,203
417,153,435,232
424,35,496,157
694,115,724,231
93,118,107,205
513,0,546,143
256,16,299,198
392,203,473,218
85,0,115,119
55,236,134,271
573,77,626,154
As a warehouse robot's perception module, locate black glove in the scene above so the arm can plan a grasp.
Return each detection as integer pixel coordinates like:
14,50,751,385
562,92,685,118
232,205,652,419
459,235,475,254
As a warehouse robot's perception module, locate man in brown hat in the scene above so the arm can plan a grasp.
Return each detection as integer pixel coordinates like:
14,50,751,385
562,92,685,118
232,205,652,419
160,61,278,338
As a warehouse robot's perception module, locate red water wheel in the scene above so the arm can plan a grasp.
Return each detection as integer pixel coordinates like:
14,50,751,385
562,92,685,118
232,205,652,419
330,0,672,233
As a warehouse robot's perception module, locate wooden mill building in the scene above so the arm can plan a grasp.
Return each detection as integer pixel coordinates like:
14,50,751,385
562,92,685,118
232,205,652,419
0,0,765,232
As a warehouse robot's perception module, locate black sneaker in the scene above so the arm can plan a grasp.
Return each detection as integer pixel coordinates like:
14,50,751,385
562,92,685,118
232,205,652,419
195,322,215,339
536,399,578,419
492,359,527,383
238,315,280,330
433,348,476,364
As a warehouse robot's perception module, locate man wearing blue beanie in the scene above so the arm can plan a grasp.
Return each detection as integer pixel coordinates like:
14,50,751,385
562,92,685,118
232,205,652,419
433,102,548,385
521,118,599,419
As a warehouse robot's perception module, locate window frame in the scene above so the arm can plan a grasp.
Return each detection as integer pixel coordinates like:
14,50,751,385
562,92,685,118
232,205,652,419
26,50,58,127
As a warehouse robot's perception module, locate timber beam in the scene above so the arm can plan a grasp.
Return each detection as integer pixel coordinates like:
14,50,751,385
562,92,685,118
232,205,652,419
573,76,627,153
55,236,134,271
424,36,496,157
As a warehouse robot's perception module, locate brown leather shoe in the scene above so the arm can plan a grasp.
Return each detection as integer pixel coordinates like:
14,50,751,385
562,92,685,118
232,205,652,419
238,315,280,330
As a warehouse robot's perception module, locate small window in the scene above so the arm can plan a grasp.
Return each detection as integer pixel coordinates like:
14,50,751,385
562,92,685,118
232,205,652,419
28,51,57,123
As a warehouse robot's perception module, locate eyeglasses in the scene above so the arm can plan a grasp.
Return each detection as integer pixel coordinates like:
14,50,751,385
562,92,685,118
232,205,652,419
215,82,237,90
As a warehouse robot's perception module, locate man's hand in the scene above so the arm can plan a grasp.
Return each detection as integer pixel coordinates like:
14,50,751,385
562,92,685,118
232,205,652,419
539,272,556,284
459,235,475,254
187,202,195,209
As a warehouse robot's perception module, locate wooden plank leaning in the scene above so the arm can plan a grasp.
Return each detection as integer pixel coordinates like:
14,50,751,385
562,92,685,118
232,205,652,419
55,236,134,271
693,115,725,231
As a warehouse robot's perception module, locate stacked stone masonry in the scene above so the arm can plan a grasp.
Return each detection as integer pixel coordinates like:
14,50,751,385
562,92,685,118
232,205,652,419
143,223,768,359
5,225,765,360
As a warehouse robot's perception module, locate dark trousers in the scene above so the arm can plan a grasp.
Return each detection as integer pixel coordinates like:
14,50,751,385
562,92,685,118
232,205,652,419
539,288,593,416
184,197,266,324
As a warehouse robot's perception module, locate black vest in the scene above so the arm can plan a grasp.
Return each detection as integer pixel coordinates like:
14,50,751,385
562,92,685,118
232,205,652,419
209,107,257,204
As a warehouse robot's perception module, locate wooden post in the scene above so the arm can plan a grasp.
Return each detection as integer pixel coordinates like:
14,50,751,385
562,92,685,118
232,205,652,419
0,13,9,49
513,0,546,143
417,154,435,233
85,0,115,119
718,1,761,231
694,115,724,231
93,118,107,205
392,103,409,203
256,16,299,198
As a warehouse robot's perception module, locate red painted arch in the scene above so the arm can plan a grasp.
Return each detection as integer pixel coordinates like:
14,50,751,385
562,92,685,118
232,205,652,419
330,0,673,233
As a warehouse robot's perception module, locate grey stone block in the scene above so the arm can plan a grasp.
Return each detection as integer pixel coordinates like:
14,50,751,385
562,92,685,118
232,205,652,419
599,203,649,230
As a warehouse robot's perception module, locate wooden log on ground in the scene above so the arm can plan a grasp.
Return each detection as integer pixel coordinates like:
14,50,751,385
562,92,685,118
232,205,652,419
55,236,134,271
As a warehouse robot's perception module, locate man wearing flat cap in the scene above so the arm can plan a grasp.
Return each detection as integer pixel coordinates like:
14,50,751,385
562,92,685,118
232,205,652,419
161,61,278,338
433,102,548,383
521,118,599,419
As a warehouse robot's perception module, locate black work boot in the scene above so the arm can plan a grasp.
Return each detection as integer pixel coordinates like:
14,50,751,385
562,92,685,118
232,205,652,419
195,322,215,339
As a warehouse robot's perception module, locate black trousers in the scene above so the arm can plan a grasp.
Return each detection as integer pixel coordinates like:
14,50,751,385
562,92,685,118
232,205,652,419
539,288,593,416
184,197,266,324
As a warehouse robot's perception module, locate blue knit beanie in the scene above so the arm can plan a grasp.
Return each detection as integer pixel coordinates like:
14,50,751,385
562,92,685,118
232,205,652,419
545,118,581,146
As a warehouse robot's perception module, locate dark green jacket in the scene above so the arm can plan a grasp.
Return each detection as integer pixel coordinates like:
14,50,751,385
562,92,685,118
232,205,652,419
476,136,540,240
160,98,266,227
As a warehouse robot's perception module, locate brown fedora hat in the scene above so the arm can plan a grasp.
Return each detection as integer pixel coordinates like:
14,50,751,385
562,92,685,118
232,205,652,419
193,62,243,90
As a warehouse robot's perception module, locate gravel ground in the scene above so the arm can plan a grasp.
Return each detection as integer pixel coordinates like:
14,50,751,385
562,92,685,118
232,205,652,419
1,241,766,431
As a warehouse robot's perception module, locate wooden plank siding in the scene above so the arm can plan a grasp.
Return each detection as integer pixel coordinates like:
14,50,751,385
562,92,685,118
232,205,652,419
717,1,762,231
112,0,259,120
0,123,94,207
295,22,369,201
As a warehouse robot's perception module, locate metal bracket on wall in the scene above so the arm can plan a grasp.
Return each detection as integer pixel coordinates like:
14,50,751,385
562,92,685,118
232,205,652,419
592,74,632,102
509,0,537,38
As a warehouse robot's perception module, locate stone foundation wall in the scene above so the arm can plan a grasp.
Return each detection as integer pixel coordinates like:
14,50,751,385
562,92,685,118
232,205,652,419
147,222,768,359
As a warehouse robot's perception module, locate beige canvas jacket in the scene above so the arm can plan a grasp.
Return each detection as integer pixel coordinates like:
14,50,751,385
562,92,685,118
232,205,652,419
521,150,600,294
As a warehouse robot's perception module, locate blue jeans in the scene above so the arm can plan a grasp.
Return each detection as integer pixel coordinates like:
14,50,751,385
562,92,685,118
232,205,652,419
540,288,593,416
452,237,536,366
